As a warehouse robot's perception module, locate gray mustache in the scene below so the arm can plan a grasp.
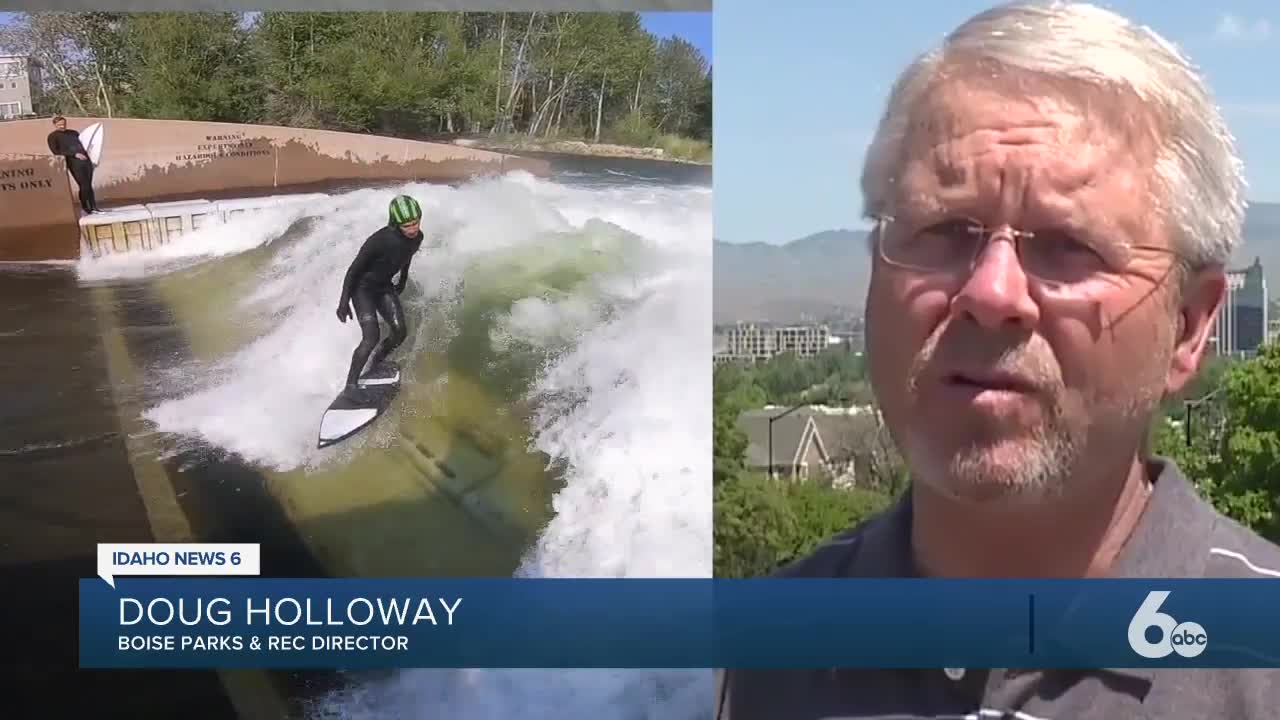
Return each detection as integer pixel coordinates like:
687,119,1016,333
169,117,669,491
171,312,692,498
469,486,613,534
912,331,1063,392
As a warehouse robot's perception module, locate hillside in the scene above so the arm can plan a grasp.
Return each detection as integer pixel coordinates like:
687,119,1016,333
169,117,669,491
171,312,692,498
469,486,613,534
713,229,870,324
715,202,1280,324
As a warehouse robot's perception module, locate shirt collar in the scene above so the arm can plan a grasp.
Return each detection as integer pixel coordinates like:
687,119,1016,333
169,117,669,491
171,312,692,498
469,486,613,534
851,458,1215,686
851,457,1210,576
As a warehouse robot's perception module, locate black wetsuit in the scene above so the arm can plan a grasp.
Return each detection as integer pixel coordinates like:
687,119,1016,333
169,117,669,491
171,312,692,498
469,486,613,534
47,129,99,213
337,223,424,391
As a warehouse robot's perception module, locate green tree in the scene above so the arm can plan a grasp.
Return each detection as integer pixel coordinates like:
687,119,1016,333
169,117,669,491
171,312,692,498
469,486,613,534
713,355,897,578
726,347,868,406
713,363,763,486
0,12,131,116
1159,354,1231,419
713,402,748,486
713,474,800,578
119,13,262,122
651,36,707,137
9,10,711,152
781,480,893,553
714,473,894,578
1154,344,1280,543
690,71,711,141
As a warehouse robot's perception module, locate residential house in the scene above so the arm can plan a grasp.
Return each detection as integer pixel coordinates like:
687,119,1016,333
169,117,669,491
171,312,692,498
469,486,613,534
736,405,892,487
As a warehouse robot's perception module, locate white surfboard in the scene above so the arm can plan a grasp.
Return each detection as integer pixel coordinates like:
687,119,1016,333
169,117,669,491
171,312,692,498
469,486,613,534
316,361,401,449
80,122,104,167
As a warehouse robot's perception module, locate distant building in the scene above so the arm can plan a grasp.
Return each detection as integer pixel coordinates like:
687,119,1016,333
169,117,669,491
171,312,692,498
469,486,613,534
829,328,864,353
1267,299,1280,346
712,330,729,365
1210,257,1269,357
0,56,42,119
715,322,830,364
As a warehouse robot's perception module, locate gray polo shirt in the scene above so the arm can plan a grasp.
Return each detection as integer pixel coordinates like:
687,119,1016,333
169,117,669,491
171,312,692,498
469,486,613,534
715,458,1280,719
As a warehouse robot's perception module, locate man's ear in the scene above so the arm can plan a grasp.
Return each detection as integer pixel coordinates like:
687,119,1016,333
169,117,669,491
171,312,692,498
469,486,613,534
1166,266,1225,395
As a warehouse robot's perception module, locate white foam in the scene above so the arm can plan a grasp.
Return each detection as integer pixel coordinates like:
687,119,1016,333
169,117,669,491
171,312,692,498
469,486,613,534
128,170,711,718
0,259,79,266
305,173,714,720
74,204,311,282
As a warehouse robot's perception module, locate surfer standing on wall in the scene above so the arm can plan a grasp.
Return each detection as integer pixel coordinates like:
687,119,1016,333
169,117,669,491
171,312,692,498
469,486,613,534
46,115,100,214
336,194,425,400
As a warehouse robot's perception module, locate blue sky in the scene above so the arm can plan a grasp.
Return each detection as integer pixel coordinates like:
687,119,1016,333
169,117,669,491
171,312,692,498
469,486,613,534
641,12,712,62
715,0,1280,245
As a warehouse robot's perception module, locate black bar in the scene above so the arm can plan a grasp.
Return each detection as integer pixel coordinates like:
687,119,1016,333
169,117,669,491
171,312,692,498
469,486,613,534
1028,593,1036,655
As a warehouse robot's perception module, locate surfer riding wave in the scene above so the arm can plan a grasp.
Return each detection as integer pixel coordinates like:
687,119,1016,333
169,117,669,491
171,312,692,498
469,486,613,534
336,194,425,401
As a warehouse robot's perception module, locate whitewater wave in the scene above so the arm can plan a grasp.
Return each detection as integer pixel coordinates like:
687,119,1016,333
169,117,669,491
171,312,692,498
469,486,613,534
303,172,714,717
76,204,311,283
82,169,713,719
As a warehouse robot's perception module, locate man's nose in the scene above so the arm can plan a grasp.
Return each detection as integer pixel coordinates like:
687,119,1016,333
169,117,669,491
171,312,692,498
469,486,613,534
950,231,1041,331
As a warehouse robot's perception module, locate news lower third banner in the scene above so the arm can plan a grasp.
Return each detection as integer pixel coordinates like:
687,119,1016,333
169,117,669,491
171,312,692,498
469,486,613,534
81,544,1280,669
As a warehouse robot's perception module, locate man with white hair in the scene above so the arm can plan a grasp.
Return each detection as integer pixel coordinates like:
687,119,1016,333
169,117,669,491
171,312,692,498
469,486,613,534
716,2,1280,718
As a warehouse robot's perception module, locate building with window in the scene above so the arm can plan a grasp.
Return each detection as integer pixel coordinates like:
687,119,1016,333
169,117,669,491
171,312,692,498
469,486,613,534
715,322,831,363
0,56,42,119
1210,257,1269,357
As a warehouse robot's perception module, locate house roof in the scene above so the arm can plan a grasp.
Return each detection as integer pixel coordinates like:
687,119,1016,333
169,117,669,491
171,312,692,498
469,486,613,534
737,405,884,468
737,411,817,467
809,412,882,459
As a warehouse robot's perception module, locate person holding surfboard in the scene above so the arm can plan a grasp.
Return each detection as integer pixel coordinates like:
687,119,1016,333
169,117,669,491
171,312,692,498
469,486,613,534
46,115,100,214
335,194,424,401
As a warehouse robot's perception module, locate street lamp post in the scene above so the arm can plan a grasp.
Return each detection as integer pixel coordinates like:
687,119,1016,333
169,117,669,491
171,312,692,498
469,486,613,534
1183,387,1222,448
767,403,805,479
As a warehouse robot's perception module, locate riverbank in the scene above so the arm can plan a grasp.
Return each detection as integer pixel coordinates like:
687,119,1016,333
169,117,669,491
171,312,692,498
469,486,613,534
454,134,711,166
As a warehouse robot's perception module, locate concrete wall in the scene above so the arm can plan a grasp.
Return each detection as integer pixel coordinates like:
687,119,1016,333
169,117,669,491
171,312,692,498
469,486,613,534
0,117,550,261
0,156,80,260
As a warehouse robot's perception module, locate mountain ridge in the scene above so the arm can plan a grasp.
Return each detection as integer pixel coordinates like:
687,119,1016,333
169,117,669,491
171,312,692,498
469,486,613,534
715,202,1280,324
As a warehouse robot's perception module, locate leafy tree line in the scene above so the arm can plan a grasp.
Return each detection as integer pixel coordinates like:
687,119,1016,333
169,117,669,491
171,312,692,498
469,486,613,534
714,351,896,577
715,472,893,579
716,347,870,408
716,342,1280,577
2,11,711,154
1158,355,1230,420
1153,343,1280,544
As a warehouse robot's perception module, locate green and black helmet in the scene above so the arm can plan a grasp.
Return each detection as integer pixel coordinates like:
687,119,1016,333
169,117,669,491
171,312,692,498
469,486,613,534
389,194,422,226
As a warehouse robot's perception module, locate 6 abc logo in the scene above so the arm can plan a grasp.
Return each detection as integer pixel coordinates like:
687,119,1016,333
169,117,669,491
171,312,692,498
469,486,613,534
1127,591,1208,659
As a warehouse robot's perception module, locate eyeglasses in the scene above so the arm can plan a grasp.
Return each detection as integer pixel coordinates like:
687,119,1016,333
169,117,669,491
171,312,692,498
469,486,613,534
871,214,1185,297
